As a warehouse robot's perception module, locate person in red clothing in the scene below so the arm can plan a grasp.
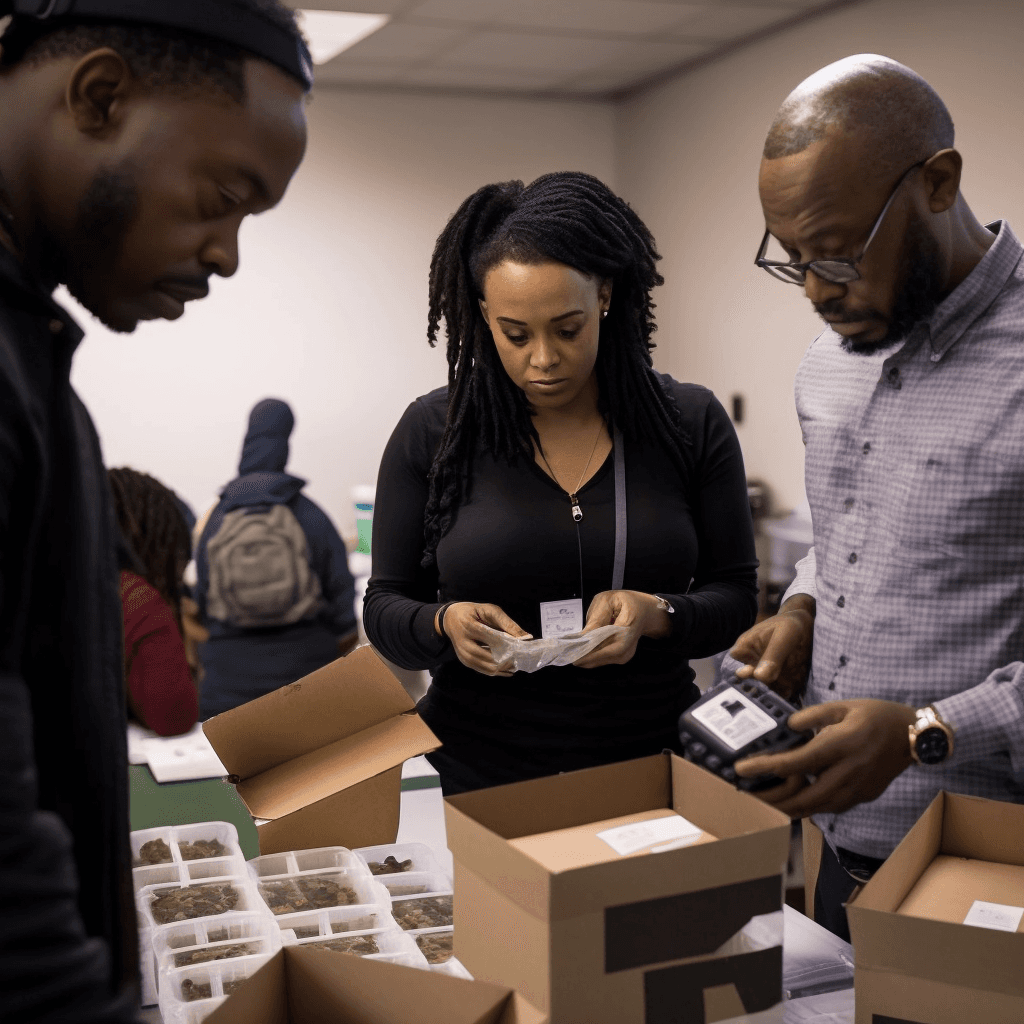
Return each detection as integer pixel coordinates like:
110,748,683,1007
108,467,199,736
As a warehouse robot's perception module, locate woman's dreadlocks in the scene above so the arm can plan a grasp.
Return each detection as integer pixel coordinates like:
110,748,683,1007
108,467,191,633
422,170,690,566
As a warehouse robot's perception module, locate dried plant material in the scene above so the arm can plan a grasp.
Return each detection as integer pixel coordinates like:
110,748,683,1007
291,925,321,939
305,935,380,956
150,883,240,924
331,916,378,934
179,838,228,861
223,979,249,996
388,884,428,896
173,943,258,967
137,839,172,865
180,978,213,1001
393,895,453,930
260,876,358,915
206,928,228,943
416,933,454,964
368,855,413,875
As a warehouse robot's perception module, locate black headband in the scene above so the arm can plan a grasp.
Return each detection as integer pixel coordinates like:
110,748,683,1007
2,0,314,90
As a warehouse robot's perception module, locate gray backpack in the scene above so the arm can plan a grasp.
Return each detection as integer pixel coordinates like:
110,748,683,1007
204,503,321,628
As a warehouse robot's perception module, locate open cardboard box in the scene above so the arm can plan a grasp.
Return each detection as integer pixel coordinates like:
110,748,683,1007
205,946,548,1024
847,790,1024,1024
203,646,439,854
445,752,792,1024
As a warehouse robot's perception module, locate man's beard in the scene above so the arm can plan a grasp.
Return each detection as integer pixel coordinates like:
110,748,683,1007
39,165,141,333
816,215,945,355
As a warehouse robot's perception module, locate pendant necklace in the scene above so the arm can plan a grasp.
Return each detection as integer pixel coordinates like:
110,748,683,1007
537,419,606,523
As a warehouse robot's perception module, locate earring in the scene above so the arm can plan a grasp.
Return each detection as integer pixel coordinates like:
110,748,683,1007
601,309,609,319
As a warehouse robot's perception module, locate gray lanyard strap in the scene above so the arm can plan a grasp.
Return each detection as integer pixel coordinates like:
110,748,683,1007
612,426,627,591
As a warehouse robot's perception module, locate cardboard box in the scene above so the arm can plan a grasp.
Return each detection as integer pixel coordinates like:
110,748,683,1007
203,646,439,855
204,945,547,1024
445,753,792,1024
847,791,1024,1024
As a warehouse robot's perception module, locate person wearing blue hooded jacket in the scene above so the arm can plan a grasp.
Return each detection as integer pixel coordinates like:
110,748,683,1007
194,398,358,718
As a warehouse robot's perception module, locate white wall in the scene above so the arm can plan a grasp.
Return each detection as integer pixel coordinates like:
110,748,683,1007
70,89,615,534
616,0,1024,514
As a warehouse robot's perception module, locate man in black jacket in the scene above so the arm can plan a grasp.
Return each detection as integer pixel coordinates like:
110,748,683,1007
0,3,309,1020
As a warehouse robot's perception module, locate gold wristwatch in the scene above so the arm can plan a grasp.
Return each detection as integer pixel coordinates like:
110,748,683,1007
909,705,955,765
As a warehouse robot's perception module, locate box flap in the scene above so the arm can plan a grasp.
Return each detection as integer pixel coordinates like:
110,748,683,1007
942,792,1024,865
446,755,669,840
498,992,549,1024
283,945,519,1024
203,646,414,780
254,769,401,854
237,714,438,820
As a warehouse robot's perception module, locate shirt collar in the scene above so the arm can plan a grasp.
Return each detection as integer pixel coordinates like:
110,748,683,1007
927,220,1022,361
0,241,86,350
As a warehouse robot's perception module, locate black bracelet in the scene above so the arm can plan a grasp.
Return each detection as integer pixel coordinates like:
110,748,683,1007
436,601,455,639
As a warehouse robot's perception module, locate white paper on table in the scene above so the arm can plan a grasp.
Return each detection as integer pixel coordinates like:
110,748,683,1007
963,899,1024,932
597,813,704,856
127,721,155,765
479,624,627,673
139,721,228,783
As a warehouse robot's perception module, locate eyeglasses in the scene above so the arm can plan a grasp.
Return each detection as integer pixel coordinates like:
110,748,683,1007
754,160,926,285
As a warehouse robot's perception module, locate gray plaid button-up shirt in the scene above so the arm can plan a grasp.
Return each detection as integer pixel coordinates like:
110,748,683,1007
780,220,1024,859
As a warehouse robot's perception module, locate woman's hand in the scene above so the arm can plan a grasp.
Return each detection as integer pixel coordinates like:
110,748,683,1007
442,602,532,677
573,590,672,669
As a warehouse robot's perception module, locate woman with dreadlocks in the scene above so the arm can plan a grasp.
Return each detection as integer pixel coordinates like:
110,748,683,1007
364,172,758,794
108,467,199,736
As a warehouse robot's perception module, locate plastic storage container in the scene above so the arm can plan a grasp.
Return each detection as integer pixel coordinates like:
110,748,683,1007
136,873,268,932
151,913,282,980
131,823,245,892
158,952,276,1024
274,902,392,940
247,846,367,880
285,926,428,970
389,891,454,932
354,842,447,881
378,870,453,899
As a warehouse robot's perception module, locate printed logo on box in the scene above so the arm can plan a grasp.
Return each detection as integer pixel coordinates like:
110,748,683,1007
690,691,777,752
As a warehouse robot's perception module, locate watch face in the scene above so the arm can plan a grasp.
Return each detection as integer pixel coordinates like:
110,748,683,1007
916,726,950,765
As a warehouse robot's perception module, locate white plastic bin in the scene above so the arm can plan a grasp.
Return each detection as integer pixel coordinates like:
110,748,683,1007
354,842,447,881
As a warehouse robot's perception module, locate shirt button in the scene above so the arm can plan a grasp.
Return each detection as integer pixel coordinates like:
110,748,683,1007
828,681,836,690
837,596,845,608
862,442,871,454
839,655,847,666
48,318,64,334
844,497,855,511
848,552,858,564
828,823,836,833
888,367,900,382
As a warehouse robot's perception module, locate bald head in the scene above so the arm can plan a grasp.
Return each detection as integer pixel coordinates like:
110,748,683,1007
763,55,954,179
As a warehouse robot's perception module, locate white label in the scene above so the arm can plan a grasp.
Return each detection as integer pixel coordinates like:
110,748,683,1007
539,598,584,639
963,900,1024,932
690,689,778,752
597,814,703,856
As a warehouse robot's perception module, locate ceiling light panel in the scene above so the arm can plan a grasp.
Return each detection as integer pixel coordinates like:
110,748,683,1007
298,9,389,64
411,0,709,36
437,31,647,75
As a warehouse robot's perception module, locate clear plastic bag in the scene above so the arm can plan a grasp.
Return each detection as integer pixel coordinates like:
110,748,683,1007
479,625,628,673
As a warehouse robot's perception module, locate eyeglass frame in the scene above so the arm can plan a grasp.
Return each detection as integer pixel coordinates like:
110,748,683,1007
754,159,928,285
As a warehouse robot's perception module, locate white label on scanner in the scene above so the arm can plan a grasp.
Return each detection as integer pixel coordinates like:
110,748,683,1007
540,598,584,639
690,690,778,752
597,815,704,856
963,900,1024,932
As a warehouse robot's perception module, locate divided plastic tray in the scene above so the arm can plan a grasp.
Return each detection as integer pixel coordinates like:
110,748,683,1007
274,902,393,940
158,951,277,1024
131,823,245,892
389,891,455,933
152,912,282,976
354,842,447,880
285,926,428,969
136,872,268,932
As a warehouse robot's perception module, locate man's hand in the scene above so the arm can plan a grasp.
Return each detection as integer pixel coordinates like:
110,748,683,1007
729,594,815,700
442,602,531,677
734,699,918,817
573,591,671,669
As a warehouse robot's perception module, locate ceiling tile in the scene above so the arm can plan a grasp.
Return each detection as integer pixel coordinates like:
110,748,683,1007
313,62,405,87
435,31,638,75
410,0,708,36
663,4,799,40
393,63,570,92
335,21,467,62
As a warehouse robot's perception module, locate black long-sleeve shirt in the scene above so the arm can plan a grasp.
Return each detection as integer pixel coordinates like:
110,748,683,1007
365,377,757,783
0,249,142,1020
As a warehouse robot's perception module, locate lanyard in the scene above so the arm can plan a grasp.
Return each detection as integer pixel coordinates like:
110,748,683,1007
612,425,626,591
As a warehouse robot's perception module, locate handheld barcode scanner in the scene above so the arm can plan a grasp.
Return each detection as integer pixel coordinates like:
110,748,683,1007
678,677,812,792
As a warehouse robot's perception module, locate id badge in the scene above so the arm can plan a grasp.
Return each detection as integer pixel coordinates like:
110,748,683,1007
540,598,584,639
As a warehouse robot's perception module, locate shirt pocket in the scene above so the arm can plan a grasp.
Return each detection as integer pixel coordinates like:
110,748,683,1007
890,447,1024,565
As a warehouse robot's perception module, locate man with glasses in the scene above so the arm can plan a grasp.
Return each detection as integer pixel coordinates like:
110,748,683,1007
725,54,1024,939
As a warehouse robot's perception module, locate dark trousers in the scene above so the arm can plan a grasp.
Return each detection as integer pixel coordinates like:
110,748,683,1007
814,839,886,941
